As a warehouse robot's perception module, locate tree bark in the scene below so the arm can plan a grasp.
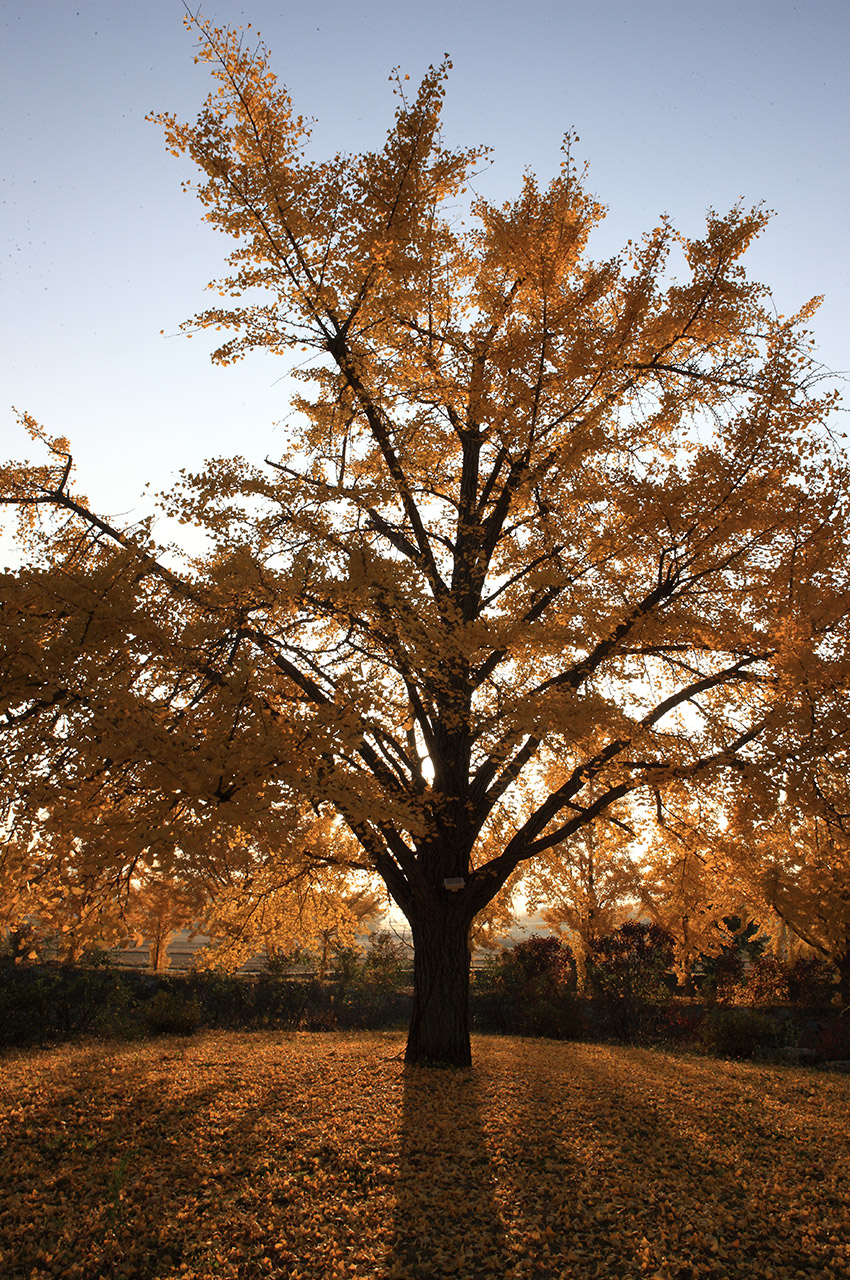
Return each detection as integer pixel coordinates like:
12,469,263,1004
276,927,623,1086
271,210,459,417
405,905,473,1067
149,928,172,973
837,950,850,1008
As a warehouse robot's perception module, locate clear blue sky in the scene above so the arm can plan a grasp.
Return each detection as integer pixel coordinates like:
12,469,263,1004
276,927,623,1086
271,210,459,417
2,0,848,526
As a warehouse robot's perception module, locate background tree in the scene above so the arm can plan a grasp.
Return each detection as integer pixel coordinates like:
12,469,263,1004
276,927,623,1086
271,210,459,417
0,847,129,967
524,802,642,991
197,850,375,975
726,788,850,1002
696,673,850,1002
309,884,385,981
2,13,848,1064
125,869,205,972
637,787,751,992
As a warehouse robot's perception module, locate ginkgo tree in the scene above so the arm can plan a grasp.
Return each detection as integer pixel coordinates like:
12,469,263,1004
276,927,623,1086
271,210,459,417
717,686,850,1003
523,790,644,991
2,12,849,1065
636,787,753,992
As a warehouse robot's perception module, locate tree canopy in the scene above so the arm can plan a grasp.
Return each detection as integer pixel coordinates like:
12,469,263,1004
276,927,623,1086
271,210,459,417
2,12,848,1063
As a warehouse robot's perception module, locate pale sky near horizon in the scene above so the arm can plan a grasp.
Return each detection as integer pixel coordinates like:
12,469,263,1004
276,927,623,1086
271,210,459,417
2,0,848,533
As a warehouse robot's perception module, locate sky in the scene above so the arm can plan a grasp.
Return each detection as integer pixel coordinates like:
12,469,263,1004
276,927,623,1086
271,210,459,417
2,0,849,533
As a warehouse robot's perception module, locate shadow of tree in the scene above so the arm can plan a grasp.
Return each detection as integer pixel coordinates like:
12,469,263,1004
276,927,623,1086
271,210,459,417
0,1039,228,1278
387,1062,505,1279
466,1036,850,1278
2,1032,848,1280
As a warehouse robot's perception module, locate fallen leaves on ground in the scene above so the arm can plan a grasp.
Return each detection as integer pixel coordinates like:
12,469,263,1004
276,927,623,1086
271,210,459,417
0,1032,847,1279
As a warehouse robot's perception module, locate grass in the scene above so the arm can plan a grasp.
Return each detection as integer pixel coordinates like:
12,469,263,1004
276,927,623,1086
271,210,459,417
0,1030,847,1279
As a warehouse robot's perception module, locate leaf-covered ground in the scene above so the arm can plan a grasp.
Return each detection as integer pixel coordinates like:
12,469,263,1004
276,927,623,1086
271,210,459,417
0,1032,847,1280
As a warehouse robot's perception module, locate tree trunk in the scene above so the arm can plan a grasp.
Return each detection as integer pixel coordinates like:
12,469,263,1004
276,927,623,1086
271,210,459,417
149,928,172,973
837,950,850,1007
575,943,589,996
405,906,473,1067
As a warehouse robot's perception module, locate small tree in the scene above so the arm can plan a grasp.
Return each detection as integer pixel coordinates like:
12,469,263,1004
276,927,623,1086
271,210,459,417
126,870,204,972
638,787,747,993
726,780,850,1005
313,886,384,980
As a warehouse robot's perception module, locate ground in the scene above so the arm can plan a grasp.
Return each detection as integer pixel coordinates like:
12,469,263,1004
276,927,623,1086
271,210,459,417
0,1031,847,1279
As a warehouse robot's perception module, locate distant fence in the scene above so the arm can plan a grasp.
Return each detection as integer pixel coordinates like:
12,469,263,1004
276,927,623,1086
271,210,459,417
109,929,493,975
8,924,517,974
110,935,266,974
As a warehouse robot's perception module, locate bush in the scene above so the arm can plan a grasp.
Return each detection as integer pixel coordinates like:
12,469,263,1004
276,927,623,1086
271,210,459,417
179,971,338,1031
0,958,415,1046
654,1002,705,1046
259,976,338,1030
520,993,587,1040
331,946,363,985
697,1006,782,1059
335,981,411,1030
720,953,838,1010
788,955,837,1005
504,936,577,991
804,1011,850,1062
0,964,51,1047
143,988,202,1035
182,969,248,1029
361,931,411,986
0,959,131,1047
732,954,790,1006
584,923,676,1041
589,923,675,1004
472,936,581,1038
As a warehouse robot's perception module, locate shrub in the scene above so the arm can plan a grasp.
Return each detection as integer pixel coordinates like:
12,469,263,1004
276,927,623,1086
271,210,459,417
361,931,411,986
331,946,363,985
478,935,576,1000
806,1012,850,1062
470,965,514,1034
263,977,336,1030
0,964,51,1047
52,962,132,1038
585,923,676,1043
697,1006,782,1059
183,971,338,1031
262,948,301,977
335,982,410,1030
654,1002,704,1046
0,959,131,1047
589,923,675,1003
505,935,577,991
471,936,580,1038
521,993,587,1040
788,955,837,1005
732,954,790,1006
143,988,202,1035
182,970,247,1029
